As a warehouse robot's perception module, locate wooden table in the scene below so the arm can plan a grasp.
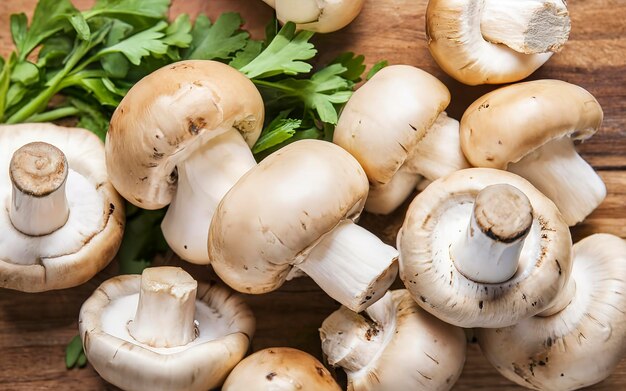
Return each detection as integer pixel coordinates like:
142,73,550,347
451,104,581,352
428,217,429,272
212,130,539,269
0,0,624,389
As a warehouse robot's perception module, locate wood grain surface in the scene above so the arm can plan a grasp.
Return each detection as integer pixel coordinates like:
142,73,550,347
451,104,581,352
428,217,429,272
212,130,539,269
0,0,625,390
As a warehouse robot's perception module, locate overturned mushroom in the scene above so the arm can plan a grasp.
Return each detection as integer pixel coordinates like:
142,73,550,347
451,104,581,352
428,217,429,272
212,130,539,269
477,234,626,390
209,139,398,312
333,65,469,215
106,60,264,264
320,290,466,390
0,123,124,292
427,0,570,85
262,0,365,33
460,80,605,226
223,347,341,391
398,168,572,328
79,266,254,391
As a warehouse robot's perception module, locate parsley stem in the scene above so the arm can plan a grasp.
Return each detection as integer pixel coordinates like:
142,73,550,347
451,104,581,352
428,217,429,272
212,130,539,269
252,79,298,93
27,106,80,123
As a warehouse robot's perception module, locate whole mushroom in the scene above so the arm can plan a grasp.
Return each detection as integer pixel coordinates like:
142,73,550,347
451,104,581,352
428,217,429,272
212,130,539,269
79,266,255,391
427,0,570,85
333,65,469,215
460,79,605,226
106,60,264,264
261,0,365,33
398,168,572,328
0,123,124,292
477,234,626,390
223,347,341,391
320,290,466,390
209,139,398,312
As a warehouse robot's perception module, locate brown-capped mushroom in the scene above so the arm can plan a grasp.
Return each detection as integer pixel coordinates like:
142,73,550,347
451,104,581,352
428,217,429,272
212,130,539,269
427,0,570,85
262,0,365,33
398,168,572,328
477,234,626,390
333,65,469,215
320,290,466,390
460,79,605,225
223,347,341,391
79,266,255,391
106,60,264,264
209,139,398,312
0,123,124,292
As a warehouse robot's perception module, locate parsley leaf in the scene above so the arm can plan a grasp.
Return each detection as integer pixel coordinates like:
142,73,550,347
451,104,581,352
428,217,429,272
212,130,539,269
65,335,85,369
183,13,249,60
252,111,302,154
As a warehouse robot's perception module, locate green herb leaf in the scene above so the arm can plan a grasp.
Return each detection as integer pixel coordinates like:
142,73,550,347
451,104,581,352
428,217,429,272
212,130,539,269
10,14,28,51
229,40,263,69
184,13,248,61
76,352,88,368
17,0,78,59
38,36,73,68
117,205,168,275
70,98,110,140
10,61,39,85
0,53,16,120
65,335,84,369
68,13,90,41
86,0,170,20
331,52,366,83
96,21,169,65
367,60,388,80
240,22,316,79
252,114,302,153
164,14,192,48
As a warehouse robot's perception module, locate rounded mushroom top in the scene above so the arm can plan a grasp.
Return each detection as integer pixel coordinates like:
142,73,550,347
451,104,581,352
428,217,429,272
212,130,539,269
333,65,450,185
320,290,466,391
477,234,626,390
264,0,365,33
209,139,369,294
460,80,603,169
426,0,568,85
0,123,124,292
79,268,255,391
106,60,264,209
398,168,572,328
223,347,341,391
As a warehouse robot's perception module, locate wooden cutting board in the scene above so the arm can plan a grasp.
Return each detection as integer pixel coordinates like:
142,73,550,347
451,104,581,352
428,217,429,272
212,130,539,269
0,0,624,390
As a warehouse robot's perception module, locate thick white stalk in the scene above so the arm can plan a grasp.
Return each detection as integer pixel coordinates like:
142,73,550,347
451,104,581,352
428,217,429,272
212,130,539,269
365,168,421,215
452,184,533,283
508,137,606,226
406,112,470,180
538,275,576,317
161,129,256,264
296,221,398,312
9,142,70,236
128,267,198,348
482,0,570,54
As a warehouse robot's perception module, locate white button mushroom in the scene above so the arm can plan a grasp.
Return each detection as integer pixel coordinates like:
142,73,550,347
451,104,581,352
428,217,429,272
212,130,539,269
223,347,341,391
477,234,626,390
460,79,606,226
0,123,124,292
427,0,570,85
79,266,255,391
320,290,466,390
261,0,365,33
398,168,572,328
106,60,264,264
209,139,399,312
333,65,469,215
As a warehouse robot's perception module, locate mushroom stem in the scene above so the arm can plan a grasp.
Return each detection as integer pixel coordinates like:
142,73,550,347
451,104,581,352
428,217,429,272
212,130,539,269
365,168,422,215
296,220,399,312
481,0,570,54
128,267,198,348
451,184,533,283
538,275,576,316
508,137,606,226
9,142,70,236
161,128,256,264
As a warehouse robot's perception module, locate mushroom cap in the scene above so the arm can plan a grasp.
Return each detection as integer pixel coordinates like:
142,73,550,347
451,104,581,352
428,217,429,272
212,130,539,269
106,60,264,209
0,123,124,292
79,271,255,391
264,0,365,33
223,347,341,391
320,290,466,390
426,0,552,85
398,168,572,328
333,65,450,185
460,79,603,169
477,234,626,391
209,139,369,294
